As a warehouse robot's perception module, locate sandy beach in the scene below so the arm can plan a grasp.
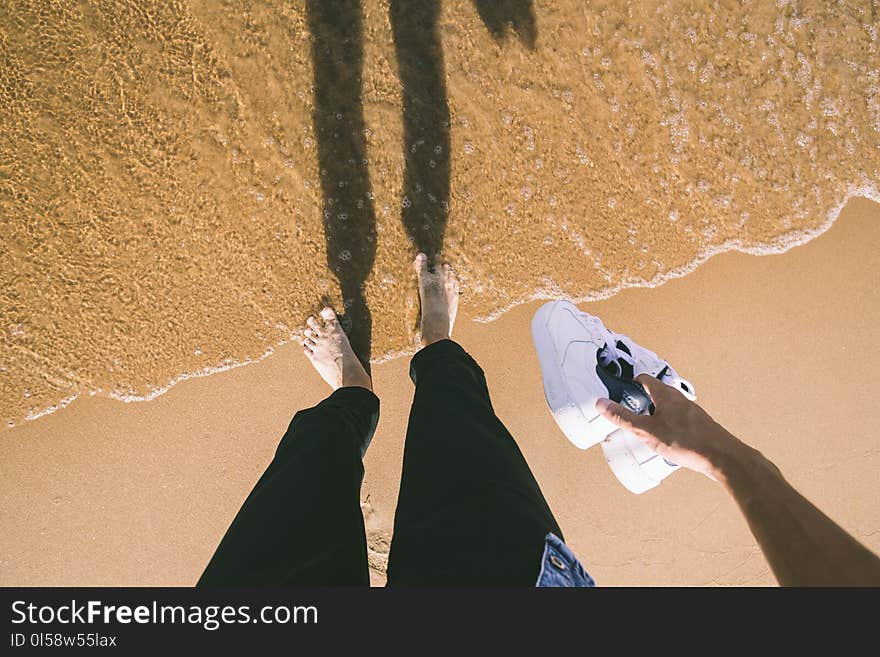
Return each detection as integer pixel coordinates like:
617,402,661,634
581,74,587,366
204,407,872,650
2,196,878,586
2,0,880,589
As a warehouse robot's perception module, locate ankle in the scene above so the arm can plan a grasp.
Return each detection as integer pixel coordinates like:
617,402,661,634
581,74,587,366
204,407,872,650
341,373,372,391
421,331,450,347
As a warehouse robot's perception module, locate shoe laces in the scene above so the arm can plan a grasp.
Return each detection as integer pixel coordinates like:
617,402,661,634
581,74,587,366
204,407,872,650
597,339,634,378
599,331,696,399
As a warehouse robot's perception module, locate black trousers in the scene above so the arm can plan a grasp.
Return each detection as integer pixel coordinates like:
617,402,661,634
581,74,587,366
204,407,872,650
198,340,563,586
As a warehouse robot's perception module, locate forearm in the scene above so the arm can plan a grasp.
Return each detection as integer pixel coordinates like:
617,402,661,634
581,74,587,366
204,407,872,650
595,375,880,585
714,441,880,586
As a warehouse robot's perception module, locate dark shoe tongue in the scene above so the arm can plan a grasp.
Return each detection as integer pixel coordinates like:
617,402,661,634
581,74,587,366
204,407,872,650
594,358,653,414
617,356,634,381
599,344,634,380
597,345,621,377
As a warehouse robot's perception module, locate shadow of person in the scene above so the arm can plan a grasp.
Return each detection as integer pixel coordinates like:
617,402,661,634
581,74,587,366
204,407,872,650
306,0,377,373
389,0,450,262
308,0,537,368
389,0,536,263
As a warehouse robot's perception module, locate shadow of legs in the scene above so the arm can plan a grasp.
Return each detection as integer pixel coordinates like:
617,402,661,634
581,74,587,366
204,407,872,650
307,0,377,373
390,0,451,261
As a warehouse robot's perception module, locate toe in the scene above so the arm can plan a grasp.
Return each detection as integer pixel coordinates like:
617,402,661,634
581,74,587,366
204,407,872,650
320,306,339,325
443,263,460,289
413,252,428,276
306,316,321,333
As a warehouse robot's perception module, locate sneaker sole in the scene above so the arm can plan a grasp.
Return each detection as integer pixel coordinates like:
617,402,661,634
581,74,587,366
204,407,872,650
531,300,620,450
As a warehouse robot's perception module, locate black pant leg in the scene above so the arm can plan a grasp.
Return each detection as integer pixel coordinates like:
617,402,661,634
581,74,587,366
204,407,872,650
198,386,379,586
386,340,562,586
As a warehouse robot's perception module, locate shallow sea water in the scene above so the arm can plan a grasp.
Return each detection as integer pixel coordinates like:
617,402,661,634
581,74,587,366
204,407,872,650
1,0,878,426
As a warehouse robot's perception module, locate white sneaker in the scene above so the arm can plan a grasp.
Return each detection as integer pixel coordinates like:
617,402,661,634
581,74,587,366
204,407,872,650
602,329,695,400
531,300,630,450
531,300,696,494
598,327,696,493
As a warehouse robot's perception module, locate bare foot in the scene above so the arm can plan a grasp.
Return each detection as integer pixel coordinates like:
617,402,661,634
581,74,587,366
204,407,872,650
414,252,460,348
302,307,372,391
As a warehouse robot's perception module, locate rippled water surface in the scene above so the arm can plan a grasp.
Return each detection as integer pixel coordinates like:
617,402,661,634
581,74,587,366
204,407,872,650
1,0,879,425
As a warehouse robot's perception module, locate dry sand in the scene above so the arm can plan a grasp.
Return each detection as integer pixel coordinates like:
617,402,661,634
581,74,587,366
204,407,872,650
2,196,878,587
3,1,880,426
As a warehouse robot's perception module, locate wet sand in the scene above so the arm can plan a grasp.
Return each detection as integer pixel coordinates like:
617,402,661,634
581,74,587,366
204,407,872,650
2,196,878,587
3,1,880,426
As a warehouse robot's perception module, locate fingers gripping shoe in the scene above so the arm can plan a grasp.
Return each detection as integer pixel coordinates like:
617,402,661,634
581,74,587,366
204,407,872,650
531,300,697,493
599,328,696,493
